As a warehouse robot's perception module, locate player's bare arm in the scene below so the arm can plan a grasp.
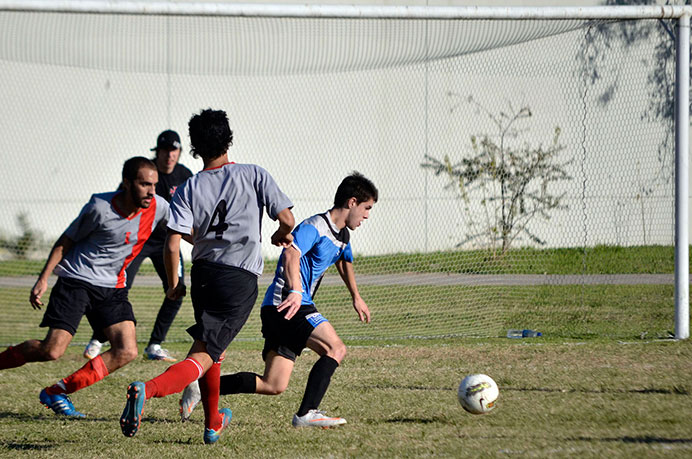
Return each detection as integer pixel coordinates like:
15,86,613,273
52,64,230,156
164,230,186,300
335,258,370,323
276,245,303,320
30,234,74,310
182,229,194,245
270,207,295,247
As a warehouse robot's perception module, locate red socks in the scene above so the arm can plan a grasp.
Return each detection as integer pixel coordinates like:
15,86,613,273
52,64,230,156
199,361,222,430
45,355,109,395
0,345,27,370
145,358,203,399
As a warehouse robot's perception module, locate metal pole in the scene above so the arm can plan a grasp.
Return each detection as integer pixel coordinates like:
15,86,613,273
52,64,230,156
675,14,690,340
0,1,691,20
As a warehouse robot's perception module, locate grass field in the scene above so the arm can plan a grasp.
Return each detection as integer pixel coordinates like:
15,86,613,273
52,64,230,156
0,245,676,276
0,245,688,456
0,338,689,458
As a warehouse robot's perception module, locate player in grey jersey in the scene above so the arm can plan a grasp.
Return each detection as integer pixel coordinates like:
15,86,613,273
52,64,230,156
0,157,168,418
121,108,295,444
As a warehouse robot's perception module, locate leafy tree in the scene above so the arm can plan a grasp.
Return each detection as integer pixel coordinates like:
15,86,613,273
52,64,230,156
421,97,572,255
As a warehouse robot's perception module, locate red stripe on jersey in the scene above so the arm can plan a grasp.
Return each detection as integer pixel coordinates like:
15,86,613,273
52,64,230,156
203,162,235,171
115,199,157,288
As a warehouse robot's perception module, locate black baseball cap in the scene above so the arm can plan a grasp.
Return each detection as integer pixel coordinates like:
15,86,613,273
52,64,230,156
151,130,182,151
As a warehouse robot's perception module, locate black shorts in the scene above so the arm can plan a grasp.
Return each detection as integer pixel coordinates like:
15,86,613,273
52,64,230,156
260,304,329,362
188,261,258,362
40,277,136,336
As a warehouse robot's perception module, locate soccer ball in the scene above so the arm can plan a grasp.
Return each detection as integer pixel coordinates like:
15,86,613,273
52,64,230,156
457,374,499,415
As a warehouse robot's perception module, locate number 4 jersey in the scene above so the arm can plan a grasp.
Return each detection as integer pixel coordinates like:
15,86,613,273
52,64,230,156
167,163,293,276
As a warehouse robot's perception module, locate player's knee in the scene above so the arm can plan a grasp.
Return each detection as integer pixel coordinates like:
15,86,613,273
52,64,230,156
259,378,288,396
266,382,287,396
113,346,138,365
328,342,347,364
39,345,65,361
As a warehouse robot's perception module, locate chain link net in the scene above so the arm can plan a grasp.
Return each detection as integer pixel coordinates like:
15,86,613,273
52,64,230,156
0,12,676,345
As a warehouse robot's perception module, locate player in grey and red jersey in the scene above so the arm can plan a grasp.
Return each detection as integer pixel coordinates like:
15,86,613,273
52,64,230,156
0,157,168,418
121,108,295,444
83,129,193,362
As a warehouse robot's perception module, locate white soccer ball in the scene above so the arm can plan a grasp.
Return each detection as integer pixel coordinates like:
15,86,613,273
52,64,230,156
457,374,499,415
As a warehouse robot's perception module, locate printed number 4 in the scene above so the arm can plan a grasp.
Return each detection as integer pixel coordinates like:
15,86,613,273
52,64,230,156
207,200,229,240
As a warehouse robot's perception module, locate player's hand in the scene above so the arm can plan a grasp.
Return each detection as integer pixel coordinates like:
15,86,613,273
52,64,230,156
277,291,302,320
271,231,293,248
30,278,48,310
353,296,370,323
166,284,186,300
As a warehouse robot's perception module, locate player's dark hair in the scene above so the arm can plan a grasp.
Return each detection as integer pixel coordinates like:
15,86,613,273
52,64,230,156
188,108,234,160
333,172,378,208
122,156,156,182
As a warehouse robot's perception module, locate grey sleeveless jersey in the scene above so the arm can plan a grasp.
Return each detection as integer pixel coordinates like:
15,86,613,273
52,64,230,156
54,191,169,288
167,163,293,276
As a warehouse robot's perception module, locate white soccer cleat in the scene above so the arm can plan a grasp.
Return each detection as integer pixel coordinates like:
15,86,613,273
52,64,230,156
144,344,177,362
83,339,103,360
179,380,201,422
292,409,347,428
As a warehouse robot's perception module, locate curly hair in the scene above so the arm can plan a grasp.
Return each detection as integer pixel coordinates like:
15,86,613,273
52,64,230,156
188,109,234,160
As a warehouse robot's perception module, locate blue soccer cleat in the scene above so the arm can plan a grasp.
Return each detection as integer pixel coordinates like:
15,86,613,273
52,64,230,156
203,408,232,444
120,381,146,437
39,389,86,418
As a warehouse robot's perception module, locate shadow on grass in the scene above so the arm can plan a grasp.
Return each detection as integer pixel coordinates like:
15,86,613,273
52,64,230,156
2,442,55,451
570,435,692,445
365,384,449,391
503,386,689,395
0,410,114,423
366,384,689,396
384,416,452,425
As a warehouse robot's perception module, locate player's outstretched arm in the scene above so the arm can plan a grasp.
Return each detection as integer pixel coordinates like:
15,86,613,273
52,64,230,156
335,259,370,323
276,245,303,320
30,234,74,310
164,230,186,300
270,208,295,248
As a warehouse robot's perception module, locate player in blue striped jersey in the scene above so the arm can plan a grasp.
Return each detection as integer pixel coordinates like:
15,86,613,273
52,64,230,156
181,173,378,428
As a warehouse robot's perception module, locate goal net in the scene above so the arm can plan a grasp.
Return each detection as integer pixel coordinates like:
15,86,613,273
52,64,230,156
0,6,679,344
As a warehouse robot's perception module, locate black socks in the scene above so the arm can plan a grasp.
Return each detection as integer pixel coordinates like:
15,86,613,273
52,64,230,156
219,372,259,395
296,355,339,417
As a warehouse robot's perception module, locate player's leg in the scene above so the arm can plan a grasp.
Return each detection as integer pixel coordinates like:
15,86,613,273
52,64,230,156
99,320,139,371
217,349,295,397
189,261,257,443
0,327,72,370
83,313,109,360
1,277,85,370
182,343,296,421
41,320,136,415
293,320,347,427
41,287,138,417
122,339,211,438
32,278,92,417
144,250,184,362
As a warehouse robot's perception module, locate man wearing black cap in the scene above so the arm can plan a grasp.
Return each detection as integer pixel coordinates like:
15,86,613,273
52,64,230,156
84,130,193,362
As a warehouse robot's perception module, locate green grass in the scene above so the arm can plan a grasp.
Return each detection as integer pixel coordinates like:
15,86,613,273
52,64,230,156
349,245,675,275
0,339,689,457
0,244,686,456
0,283,675,346
0,245,676,277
